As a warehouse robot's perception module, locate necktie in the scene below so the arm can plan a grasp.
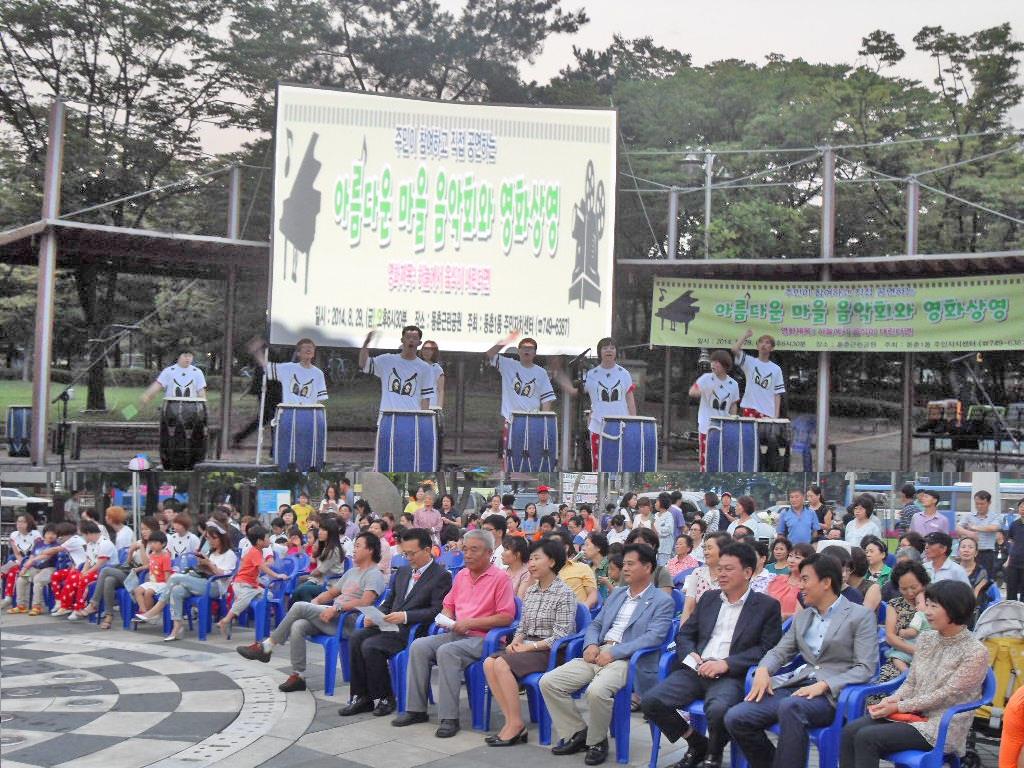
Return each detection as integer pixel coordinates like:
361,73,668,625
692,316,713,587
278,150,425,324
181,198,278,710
412,571,422,581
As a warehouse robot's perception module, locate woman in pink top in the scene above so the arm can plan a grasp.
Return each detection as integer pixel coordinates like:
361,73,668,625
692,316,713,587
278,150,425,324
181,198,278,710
666,533,701,578
501,536,531,598
766,542,815,619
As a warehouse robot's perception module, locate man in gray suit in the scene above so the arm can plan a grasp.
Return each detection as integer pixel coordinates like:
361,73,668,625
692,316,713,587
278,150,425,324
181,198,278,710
540,543,675,766
724,553,878,768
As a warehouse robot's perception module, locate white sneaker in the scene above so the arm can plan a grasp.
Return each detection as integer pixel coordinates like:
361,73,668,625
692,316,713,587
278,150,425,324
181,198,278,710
0,597,12,609
67,611,84,621
51,608,72,617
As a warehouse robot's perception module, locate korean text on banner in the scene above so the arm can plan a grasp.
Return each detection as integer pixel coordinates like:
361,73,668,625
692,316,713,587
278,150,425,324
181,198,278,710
271,84,617,353
650,276,1024,352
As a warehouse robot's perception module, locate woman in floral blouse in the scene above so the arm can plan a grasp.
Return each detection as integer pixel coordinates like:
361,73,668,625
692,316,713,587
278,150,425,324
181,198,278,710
840,580,989,768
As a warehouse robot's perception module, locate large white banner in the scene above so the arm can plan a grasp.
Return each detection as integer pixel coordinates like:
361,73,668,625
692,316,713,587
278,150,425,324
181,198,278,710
270,84,616,353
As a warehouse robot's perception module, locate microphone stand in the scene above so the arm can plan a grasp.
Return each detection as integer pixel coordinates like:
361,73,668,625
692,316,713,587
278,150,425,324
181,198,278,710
50,387,73,474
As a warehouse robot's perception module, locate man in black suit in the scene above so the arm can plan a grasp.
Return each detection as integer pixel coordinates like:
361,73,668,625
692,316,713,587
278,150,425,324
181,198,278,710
339,528,452,717
641,543,782,768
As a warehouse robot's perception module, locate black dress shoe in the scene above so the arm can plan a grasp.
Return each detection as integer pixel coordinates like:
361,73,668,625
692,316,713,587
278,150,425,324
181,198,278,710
392,711,429,727
702,757,723,768
435,719,460,738
584,739,609,766
373,697,396,717
486,727,528,747
672,731,708,768
278,673,307,693
339,696,375,716
551,729,587,755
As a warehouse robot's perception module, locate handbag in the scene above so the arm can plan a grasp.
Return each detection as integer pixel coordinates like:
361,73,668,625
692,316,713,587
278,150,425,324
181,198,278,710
887,712,928,723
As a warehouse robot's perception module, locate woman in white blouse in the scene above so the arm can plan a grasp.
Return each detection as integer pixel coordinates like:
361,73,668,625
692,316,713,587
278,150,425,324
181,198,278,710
845,494,883,547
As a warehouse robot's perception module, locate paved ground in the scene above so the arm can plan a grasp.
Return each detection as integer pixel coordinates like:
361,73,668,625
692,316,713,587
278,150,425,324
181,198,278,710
0,612,1001,768
1,610,678,768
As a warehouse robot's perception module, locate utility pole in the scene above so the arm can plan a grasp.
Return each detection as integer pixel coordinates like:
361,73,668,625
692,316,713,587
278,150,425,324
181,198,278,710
816,147,834,472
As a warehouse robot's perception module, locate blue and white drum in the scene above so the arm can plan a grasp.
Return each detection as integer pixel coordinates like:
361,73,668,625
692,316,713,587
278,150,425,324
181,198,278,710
6,405,31,457
376,410,439,473
507,411,558,472
274,403,327,473
706,416,759,472
598,416,658,473
160,397,208,470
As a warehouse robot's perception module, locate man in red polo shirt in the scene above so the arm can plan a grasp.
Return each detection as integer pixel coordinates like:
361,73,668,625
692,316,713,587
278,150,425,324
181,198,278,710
391,529,516,738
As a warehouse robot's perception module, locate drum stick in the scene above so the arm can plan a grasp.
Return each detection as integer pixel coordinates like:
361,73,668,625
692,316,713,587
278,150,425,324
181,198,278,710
254,369,268,466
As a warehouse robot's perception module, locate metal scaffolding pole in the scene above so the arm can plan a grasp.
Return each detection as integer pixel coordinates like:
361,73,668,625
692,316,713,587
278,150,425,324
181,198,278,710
667,187,679,260
662,347,672,464
30,99,66,466
816,147,834,471
704,153,715,260
901,177,921,470
221,166,241,451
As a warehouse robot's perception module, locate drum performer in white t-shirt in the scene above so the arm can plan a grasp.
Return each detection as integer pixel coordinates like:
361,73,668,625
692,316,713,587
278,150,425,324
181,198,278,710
689,349,740,471
484,331,557,463
730,329,786,418
141,351,207,404
553,336,637,470
359,325,434,412
419,339,445,411
251,338,328,406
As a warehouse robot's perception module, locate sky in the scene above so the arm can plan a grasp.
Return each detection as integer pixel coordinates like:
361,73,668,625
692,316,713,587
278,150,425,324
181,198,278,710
202,0,1022,154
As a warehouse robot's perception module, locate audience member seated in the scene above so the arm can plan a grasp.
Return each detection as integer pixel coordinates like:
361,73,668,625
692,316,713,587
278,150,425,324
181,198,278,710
135,520,237,641
724,553,878,768
483,538,577,747
392,529,515,738
340,528,451,718
861,537,891,589
681,532,734,622
840,581,989,768
623,527,676,594
292,518,346,603
548,531,599,607
843,546,883,612
923,532,971,585
236,531,386,692
666,534,700,579
765,542,815,619
539,543,674,766
641,543,782,768
873,560,932,695
502,535,531,597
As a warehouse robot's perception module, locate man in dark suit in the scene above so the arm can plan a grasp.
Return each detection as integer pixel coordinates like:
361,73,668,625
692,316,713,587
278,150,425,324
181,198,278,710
641,543,783,768
339,527,451,717
725,553,878,768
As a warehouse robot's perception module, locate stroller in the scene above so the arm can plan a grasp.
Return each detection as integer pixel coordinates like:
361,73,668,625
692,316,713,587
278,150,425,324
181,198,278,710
965,599,1024,767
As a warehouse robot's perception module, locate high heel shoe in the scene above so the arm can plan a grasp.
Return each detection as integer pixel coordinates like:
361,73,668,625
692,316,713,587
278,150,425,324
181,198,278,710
485,728,528,747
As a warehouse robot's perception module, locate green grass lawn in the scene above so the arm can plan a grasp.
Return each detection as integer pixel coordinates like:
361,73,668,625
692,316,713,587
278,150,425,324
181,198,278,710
0,378,502,430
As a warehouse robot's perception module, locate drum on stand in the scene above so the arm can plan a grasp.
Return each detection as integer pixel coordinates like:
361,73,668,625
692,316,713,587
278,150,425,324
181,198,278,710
598,416,658,473
6,405,31,458
507,411,558,472
706,416,759,472
160,397,208,470
376,410,439,473
273,404,327,473
757,418,792,472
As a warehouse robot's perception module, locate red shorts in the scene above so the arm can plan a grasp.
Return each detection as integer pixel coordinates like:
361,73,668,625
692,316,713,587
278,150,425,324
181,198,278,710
590,432,600,471
742,408,768,419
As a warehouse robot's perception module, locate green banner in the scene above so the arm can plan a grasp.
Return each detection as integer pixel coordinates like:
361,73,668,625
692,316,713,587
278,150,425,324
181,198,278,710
650,275,1024,352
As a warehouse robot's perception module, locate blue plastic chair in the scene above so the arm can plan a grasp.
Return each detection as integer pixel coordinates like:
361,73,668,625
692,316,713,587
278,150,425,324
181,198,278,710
235,557,298,641
439,549,464,576
511,603,592,745
182,563,238,640
846,669,996,768
117,567,148,630
671,588,685,616
390,554,409,572
673,567,696,589
647,651,749,768
985,583,1002,605
308,588,390,696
